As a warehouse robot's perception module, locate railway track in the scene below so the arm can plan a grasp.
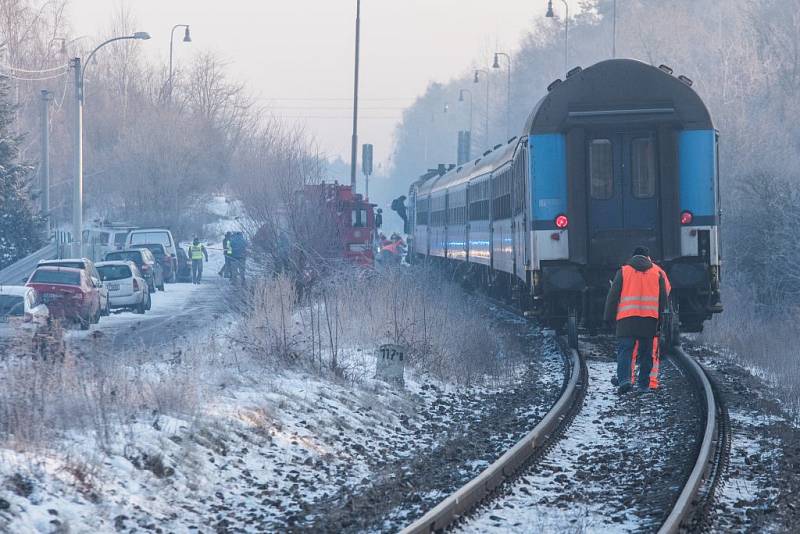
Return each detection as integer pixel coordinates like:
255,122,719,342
401,331,730,533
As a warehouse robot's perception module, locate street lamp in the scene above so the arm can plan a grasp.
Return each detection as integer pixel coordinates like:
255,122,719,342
612,0,617,58
459,88,473,136
168,24,191,98
493,52,511,139
474,68,490,148
546,0,569,71
71,31,150,256
350,0,361,190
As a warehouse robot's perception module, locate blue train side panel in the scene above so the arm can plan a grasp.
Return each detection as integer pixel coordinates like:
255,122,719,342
530,134,567,228
678,130,717,224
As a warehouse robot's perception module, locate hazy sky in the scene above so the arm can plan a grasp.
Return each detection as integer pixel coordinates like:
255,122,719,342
68,1,571,168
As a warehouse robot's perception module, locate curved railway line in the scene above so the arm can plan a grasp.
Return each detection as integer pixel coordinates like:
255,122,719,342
401,329,730,533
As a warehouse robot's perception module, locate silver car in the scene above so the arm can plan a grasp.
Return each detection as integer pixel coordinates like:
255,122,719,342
95,261,151,314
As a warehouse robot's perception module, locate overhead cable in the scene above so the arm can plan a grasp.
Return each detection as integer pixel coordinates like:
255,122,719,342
0,62,69,74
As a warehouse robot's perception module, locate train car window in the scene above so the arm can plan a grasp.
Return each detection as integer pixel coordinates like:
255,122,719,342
631,137,656,198
589,139,614,200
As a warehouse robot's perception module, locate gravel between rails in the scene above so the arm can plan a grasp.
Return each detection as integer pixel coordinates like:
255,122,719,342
459,335,704,533
304,308,565,533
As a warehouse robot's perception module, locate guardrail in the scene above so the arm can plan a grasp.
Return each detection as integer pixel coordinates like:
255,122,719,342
657,346,718,533
0,242,60,285
401,344,584,533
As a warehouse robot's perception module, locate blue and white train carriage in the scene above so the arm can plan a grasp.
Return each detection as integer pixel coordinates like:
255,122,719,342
409,59,722,341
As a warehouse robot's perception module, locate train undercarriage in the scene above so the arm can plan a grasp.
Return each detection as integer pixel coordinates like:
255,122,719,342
418,254,722,349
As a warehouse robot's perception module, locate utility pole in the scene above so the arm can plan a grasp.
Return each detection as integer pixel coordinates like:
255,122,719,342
612,0,617,58
40,90,52,239
350,0,361,190
71,57,83,257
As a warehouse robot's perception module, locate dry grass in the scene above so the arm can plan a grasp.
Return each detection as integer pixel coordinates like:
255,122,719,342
701,285,800,415
235,264,514,387
0,328,217,452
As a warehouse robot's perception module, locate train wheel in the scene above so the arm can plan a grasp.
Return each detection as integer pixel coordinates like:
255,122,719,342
567,308,578,349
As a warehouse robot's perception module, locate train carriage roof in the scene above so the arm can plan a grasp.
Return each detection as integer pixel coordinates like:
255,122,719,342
525,58,713,135
428,140,519,195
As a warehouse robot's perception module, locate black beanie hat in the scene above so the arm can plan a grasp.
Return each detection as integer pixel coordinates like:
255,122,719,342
633,246,650,257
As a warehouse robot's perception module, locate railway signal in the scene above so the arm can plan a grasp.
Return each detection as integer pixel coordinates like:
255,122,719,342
362,143,373,198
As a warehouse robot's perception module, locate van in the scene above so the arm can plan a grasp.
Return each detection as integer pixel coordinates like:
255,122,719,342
82,225,137,263
126,229,177,282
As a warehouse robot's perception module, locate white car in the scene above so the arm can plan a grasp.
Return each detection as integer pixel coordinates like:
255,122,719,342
0,286,50,353
95,261,151,314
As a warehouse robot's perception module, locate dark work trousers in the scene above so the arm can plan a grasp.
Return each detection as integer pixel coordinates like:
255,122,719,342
617,336,653,388
192,259,203,284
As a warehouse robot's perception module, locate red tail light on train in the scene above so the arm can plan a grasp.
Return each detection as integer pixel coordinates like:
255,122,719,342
680,211,693,225
555,214,569,229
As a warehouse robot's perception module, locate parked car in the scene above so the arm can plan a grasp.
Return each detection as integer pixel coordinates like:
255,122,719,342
26,267,101,329
37,258,110,316
104,248,164,293
127,229,178,282
0,286,50,355
129,243,175,284
175,247,192,283
96,261,151,314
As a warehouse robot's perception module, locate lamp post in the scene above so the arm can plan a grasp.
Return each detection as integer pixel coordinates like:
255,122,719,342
493,52,511,139
546,0,569,70
474,68,490,148
71,32,150,256
612,0,617,58
459,88,473,135
168,24,191,98
350,0,361,190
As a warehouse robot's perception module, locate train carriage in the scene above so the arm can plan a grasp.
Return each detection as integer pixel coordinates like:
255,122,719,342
410,59,722,343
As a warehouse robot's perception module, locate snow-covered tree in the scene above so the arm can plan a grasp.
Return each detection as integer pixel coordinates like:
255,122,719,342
0,75,41,269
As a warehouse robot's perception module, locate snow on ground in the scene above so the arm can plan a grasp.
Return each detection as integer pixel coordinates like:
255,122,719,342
684,344,796,532
0,301,560,533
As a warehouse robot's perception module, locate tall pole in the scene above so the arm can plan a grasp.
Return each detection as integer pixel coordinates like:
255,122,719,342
169,27,175,97
350,0,361,190
168,24,190,99
612,0,617,58
562,0,569,70
70,33,150,258
40,90,52,239
71,58,83,257
475,69,490,148
494,52,512,139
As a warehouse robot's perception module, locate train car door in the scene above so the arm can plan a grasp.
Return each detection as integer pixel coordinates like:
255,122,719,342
587,132,660,266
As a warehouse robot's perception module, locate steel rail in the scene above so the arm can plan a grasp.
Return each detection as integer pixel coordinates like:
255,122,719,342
400,343,583,534
658,346,718,533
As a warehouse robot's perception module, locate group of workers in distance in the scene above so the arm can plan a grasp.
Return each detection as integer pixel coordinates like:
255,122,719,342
185,231,248,285
604,245,672,395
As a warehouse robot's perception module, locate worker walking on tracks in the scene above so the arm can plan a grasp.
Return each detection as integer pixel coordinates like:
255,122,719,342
604,246,668,394
188,237,208,285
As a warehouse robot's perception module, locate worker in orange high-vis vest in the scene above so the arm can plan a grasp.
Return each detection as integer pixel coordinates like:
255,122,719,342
630,251,672,389
604,246,668,394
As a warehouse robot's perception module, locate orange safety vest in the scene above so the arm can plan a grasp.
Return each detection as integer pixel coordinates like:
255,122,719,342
616,264,661,321
652,263,671,295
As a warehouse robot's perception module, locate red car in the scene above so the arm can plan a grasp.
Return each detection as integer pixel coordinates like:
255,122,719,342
26,266,102,329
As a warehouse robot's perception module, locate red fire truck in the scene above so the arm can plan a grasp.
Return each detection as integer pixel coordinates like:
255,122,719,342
300,182,376,266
